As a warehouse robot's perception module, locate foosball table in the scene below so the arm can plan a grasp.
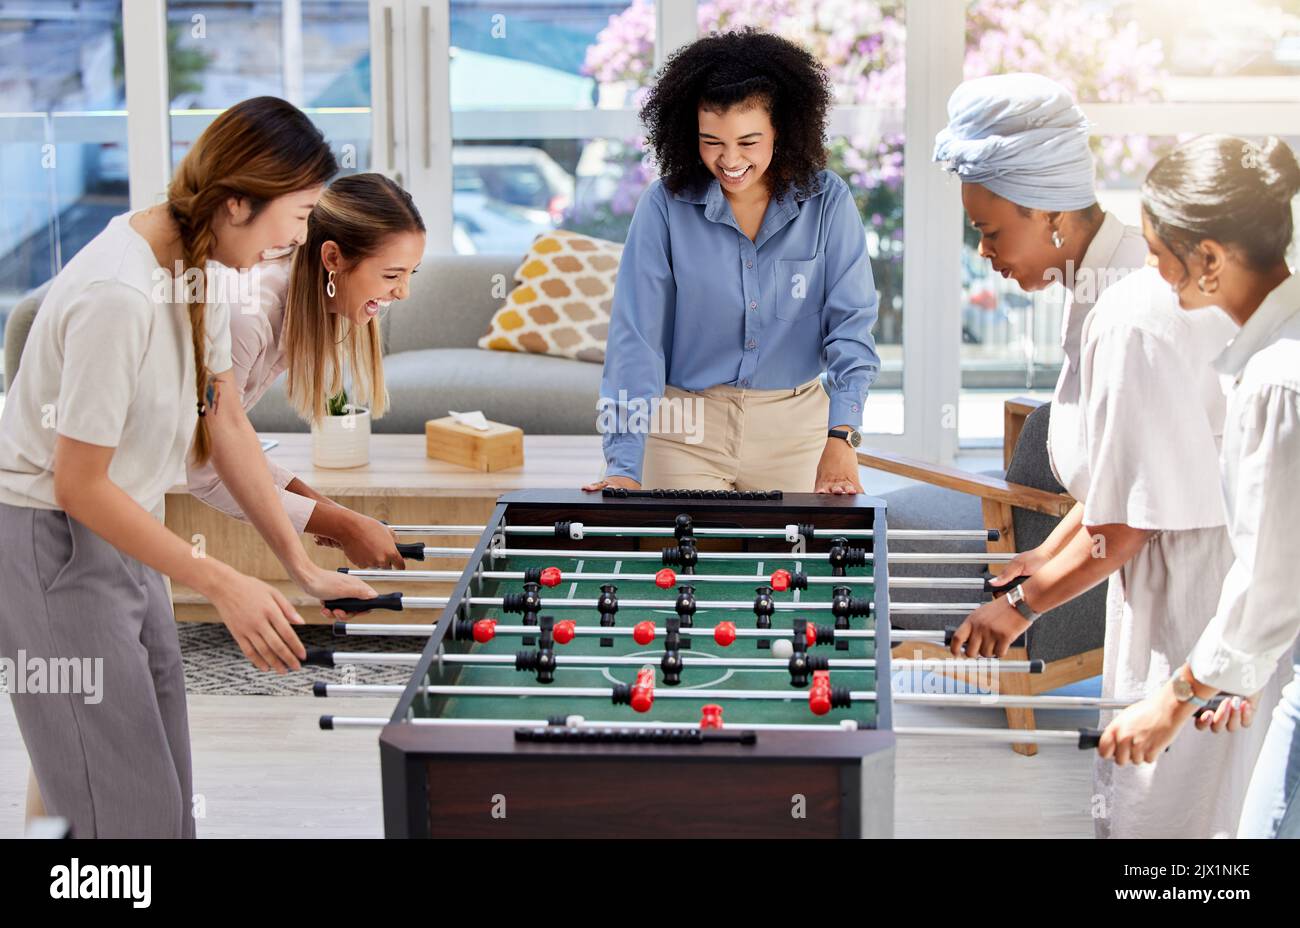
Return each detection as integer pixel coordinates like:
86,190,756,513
310,489,1122,838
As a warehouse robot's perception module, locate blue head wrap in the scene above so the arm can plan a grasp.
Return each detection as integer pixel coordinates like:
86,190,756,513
933,73,1096,211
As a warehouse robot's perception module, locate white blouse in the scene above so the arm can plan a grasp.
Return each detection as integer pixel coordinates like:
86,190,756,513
1046,212,1150,495
1190,272,1300,694
1073,267,1237,528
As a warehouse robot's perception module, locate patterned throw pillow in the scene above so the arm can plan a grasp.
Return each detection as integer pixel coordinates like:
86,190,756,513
478,229,621,364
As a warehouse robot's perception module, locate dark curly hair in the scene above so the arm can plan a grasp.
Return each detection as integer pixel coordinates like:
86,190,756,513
640,29,833,200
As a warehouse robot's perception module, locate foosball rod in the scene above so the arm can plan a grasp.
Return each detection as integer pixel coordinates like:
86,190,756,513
304,649,1044,674
310,683,1137,710
331,621,943,641
322,592,978,614
319,715,871,732
316,714,1110,748
396,545,1016,565
387,523,999,542
341,566,999,591
312,682,877,701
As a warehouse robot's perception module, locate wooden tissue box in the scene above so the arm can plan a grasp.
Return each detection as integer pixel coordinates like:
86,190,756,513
424,416,524,472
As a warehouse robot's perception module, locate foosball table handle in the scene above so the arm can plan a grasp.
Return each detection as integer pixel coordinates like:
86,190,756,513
303,647,336,667
1077,728,1103,750
395,542,426,561
324,591,404,613
1077,695,1227,751
982,573,1028,594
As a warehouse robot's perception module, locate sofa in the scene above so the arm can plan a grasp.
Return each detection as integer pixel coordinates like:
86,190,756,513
3,253,604,435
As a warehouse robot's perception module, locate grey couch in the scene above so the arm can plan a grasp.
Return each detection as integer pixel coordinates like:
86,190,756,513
3,254,604,435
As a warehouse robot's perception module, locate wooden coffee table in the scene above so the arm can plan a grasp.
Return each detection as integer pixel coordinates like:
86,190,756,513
164,433,603,623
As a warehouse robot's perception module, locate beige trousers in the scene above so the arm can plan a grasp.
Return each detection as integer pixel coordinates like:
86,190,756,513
641,376,830,492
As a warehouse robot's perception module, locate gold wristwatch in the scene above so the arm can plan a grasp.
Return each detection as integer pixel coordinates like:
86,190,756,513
1170,666,1212,708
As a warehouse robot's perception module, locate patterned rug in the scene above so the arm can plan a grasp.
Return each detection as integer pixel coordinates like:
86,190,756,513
179,622,420,696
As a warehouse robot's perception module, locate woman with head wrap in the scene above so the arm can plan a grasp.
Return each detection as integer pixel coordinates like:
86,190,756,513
938,74,1282,838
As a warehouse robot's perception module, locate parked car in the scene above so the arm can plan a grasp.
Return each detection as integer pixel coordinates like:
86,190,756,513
450,146,578,253
452,145,574,224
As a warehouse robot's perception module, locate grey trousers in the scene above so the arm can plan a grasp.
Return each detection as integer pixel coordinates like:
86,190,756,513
0,502,194,838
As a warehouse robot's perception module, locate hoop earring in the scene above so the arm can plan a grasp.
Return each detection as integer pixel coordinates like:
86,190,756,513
326,269,337,298
1051,229,1064,249
1196,274,1219,295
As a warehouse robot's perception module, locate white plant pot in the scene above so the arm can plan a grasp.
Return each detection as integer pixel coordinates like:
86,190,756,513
311,406,371,469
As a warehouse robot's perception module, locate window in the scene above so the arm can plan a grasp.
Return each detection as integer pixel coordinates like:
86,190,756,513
958,0,1300,444
448,0,647,254
166,1,373,175
0,0,126,393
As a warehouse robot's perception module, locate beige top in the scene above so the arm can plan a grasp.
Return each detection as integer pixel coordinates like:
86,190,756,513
185,257,317,533
0,211,232,520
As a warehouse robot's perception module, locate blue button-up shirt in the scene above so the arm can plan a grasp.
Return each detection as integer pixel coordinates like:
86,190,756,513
599,169,881,482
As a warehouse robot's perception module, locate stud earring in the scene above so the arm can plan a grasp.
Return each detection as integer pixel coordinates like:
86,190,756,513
1051,229,1064,249
326,269,336,298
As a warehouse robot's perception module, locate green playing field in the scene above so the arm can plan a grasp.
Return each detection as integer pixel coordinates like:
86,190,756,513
421,550,881,729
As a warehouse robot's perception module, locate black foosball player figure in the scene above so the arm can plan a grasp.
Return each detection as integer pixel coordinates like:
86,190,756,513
827,536,867,577
597,583,619,648
787,618,830,687
661,618,685,686
661,536,698,575
503,580,544,646
515,615,558,684
753,585,775,650
675,584,697,628
674,513,693,542
830,585,872,651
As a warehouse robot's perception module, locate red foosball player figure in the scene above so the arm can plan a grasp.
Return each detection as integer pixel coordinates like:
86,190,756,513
700,704,724,729
630,666,656,713
809,669,833,716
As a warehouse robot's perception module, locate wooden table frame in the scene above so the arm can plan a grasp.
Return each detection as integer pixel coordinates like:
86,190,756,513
164,433,604,623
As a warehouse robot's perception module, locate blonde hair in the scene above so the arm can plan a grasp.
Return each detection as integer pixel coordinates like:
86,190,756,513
168,96,336,464
282,173,424,423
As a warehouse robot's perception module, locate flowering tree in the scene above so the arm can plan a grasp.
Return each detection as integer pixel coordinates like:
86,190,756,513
568,0,1167,336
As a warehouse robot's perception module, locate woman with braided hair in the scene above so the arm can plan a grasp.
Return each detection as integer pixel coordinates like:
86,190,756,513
0,96,378,837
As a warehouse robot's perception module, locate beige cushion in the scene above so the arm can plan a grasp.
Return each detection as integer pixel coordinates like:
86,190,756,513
477,229,620,363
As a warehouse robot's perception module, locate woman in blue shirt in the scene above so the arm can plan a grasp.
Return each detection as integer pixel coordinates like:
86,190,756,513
584,29,881,494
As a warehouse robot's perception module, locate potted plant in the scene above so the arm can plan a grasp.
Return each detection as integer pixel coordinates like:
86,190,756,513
311,388,371,468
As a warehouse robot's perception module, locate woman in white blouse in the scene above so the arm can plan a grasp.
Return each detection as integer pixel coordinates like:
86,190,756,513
1099,135,1300,839
939,76,1281,838
186,173,425,570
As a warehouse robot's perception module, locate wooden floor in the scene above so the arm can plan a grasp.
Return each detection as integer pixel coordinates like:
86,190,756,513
0,693,1094,838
